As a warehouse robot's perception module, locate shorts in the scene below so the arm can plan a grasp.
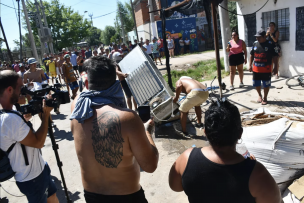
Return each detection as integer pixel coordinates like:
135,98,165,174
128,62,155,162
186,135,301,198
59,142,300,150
179,91,209,112
253,72,271,87
78,66,83,74
148,54,154,60
84,187,148,203
185,45,190,52
168,47,174,50
68,81,79,90
159,47,164,52
56,67,62,75
73,66,79,71
121,80,132,98
45,66,49,72
49,71,57,77
16,163,57,203
229,52,244,66
153,53,160,58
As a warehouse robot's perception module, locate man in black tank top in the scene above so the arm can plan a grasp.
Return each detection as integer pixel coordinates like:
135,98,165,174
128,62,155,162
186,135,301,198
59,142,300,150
168,100,281,203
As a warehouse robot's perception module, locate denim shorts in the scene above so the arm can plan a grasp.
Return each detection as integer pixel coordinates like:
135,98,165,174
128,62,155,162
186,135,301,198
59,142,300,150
252,72,271,87
153,52,160,58
68,81,79,90
16,163,57,203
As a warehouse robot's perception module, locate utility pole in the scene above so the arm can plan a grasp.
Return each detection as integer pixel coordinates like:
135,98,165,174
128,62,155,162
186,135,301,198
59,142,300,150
0,18,14,64
119,7,126,44
39,0,54,54
88,13,93,26
16,0,23,63
34,0,46,55
130,0,139,40
21,0,39,62
148,0,157,39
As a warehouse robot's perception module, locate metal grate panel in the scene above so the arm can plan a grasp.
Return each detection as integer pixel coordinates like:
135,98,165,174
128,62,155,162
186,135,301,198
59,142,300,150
262,8,290,41
126,62,163,105
244,14,257,47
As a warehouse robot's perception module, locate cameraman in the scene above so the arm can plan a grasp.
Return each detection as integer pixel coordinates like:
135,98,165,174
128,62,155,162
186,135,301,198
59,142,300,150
0,70,58,203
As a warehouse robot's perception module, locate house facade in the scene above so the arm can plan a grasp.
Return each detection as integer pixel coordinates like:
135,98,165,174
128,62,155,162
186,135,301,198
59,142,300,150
236,0,304,77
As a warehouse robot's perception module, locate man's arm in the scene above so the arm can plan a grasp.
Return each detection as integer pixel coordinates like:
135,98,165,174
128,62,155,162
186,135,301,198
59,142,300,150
116,65,127,78
41,69,47,81
249,162,282,203
127,114,159,173
249,55,254,72
173,79,183,103
19,100,53,149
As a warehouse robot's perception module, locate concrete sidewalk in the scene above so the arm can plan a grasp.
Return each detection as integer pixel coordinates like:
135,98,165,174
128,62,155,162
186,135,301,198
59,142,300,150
1,52,304,203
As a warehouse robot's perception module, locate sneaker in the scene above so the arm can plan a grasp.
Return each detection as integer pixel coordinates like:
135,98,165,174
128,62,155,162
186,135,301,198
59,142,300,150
176,130,192,139
239,82,244,88
194,123,204,128
230,85,235,90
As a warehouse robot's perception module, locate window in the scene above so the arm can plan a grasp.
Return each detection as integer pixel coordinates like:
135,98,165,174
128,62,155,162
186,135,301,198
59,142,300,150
262,8,290,41
244,14,257,46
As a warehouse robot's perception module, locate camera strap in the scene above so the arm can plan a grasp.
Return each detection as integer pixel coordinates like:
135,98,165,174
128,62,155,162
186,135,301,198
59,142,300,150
0,110,29,166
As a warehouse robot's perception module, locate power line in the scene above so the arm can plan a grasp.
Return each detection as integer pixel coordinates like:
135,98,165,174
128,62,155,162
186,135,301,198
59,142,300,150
92,11,116,19
11,0,19,25
218,0,269,16
0,2,22,11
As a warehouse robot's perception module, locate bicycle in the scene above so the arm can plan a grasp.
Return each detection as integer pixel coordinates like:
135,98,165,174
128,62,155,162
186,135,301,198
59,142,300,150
286,74,304,88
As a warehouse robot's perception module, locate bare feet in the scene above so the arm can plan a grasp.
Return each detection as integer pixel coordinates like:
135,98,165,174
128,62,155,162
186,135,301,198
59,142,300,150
257,96,262,103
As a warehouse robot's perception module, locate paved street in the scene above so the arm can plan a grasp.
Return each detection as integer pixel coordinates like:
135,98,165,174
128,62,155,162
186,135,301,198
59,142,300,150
1,51,304,203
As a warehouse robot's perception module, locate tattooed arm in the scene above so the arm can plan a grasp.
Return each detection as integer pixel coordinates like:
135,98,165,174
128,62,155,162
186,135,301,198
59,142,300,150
127,113,159,173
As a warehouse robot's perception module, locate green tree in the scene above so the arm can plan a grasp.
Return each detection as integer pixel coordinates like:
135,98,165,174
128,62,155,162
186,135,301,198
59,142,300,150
86,27,102,46
228,2,238,32
25,0,91,52
100,26,116,45
115,1,134,38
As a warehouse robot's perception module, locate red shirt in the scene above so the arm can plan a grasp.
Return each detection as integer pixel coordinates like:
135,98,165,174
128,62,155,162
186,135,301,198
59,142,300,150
81,50,85,58
158,39,163,48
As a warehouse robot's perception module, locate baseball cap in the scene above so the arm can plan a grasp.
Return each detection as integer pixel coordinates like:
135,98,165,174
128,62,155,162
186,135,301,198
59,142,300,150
64,54,70,58
28,58,37,65
112,52,122,62
254,30,266,37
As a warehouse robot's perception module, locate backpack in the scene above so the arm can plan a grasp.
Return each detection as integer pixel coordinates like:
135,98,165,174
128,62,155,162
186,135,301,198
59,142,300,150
0,110,29,182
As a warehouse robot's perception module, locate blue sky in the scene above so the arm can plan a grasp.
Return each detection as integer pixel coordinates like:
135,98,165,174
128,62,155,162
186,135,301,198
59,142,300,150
1,0,129,49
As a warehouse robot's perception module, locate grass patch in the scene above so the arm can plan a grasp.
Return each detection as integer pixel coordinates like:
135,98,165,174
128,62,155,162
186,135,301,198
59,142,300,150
163,58,229,88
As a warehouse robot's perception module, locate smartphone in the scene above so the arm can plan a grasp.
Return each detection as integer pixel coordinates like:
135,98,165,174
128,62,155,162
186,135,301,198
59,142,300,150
227,41,231,47
138,105,151,123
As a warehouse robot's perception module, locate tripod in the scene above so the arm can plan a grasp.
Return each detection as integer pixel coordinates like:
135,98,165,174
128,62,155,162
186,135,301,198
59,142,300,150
48,117,72,203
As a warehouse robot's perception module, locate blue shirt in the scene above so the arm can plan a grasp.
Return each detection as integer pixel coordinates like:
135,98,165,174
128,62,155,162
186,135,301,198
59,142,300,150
71,54,77,66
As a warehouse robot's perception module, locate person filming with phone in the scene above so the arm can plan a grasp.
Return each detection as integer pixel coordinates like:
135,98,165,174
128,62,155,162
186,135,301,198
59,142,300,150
226,31,247,90
70,55,159,203
0,70,58,203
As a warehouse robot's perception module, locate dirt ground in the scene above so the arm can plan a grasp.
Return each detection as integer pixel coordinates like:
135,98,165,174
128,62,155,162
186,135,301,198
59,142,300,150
1,52,304,203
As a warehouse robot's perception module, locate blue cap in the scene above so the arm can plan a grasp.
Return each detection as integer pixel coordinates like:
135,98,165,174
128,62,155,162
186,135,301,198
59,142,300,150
27,58,37,65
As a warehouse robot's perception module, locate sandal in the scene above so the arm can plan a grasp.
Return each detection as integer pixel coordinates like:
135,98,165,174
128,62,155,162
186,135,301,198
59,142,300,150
176,130,192,139
261,99,268,105
194,123,204,128
257,97,262,103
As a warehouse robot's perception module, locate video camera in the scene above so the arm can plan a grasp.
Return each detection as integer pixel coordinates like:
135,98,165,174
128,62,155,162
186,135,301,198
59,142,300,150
20,82,70,115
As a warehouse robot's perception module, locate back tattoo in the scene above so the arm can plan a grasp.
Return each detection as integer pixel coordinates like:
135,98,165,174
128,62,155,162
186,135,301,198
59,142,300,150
91,111,124,168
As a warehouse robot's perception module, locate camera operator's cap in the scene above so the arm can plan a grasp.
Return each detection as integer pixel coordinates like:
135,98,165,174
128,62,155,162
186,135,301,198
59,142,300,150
254,30,266,37
28,58,37,65
64,54,70,58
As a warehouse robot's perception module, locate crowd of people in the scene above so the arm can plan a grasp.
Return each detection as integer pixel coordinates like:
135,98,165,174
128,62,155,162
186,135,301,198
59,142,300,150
0,25,283,203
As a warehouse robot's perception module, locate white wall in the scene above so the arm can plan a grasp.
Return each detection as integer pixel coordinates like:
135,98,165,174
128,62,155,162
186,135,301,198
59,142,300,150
237,0,304,77
127,22,158,43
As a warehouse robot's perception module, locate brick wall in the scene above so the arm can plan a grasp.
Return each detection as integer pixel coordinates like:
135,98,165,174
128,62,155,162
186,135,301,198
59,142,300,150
134,0,150,27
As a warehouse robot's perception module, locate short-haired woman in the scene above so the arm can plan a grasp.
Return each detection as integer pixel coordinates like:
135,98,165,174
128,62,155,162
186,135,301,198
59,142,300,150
168,100,281,203
266,22,281,79
226,31,247,90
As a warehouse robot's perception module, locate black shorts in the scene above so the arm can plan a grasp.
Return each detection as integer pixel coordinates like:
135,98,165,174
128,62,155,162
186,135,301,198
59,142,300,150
185,45,190,52
84,187,148,203
45,66,49,72
121,80,132,98
253,72,271,81
229,53,244,66
73,66,79,71
78,66,83,73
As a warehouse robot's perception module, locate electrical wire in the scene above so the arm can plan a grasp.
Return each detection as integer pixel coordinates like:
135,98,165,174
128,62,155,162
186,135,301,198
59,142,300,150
92,11,117,19
0,184,25,197
11,0,19,25
218,0,269,16
0,2,21,10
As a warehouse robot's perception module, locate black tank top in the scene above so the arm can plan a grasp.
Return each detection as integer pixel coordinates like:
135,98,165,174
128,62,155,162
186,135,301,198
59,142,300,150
267,30,278,43
182,148,256,203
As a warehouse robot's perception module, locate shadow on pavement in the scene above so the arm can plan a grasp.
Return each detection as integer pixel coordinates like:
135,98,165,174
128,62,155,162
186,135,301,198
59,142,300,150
268,100,304,108
0,197,9,203
51,175,81,202
51,114,68,121
51,126,74,142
